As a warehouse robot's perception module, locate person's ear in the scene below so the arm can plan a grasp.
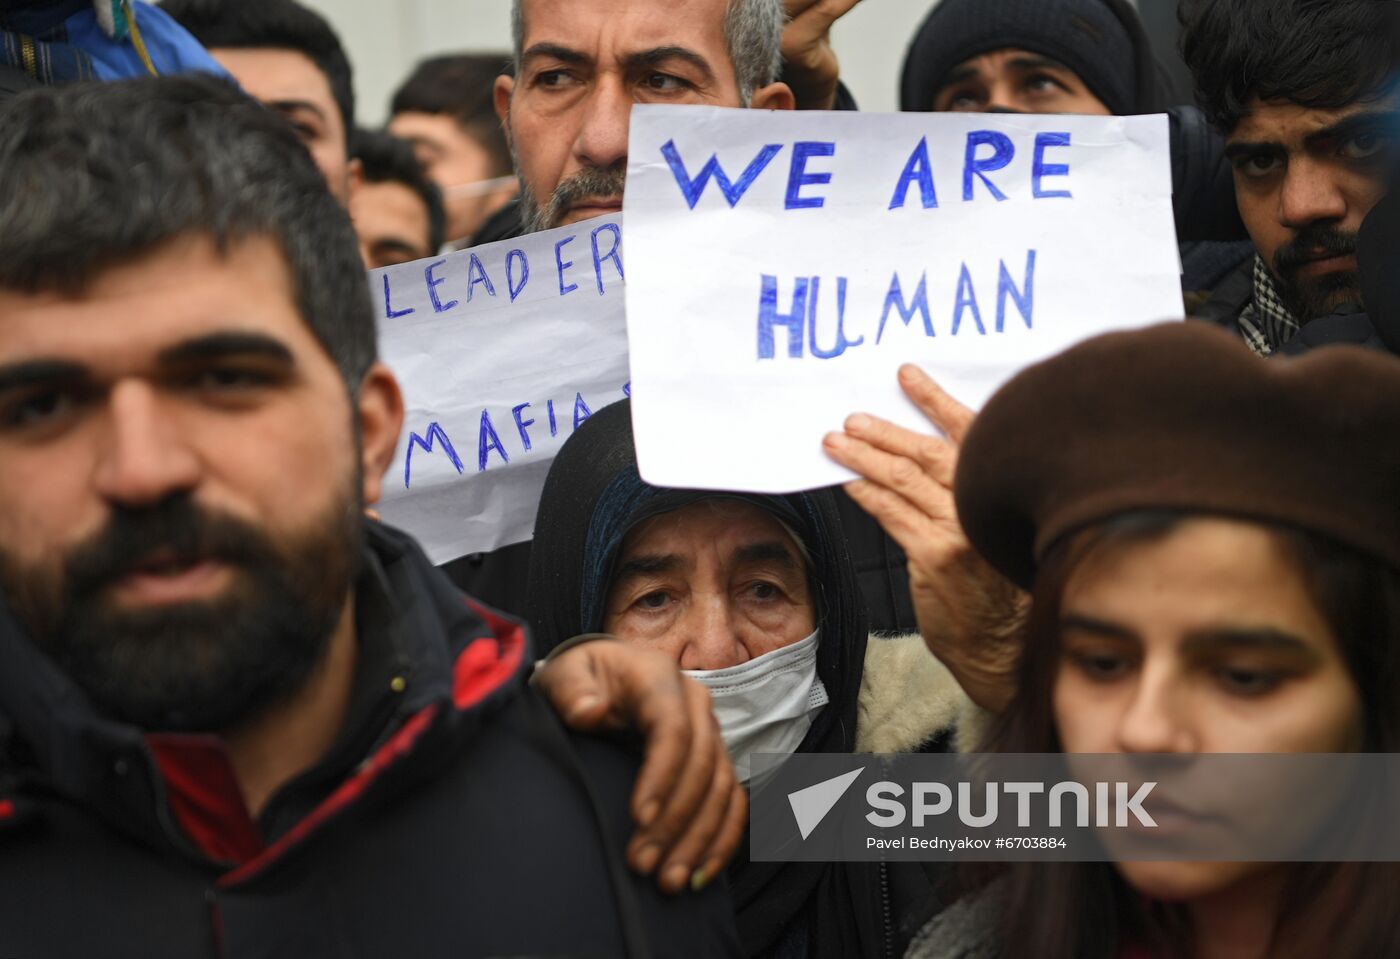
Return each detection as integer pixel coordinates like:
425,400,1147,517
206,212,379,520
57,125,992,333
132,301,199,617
750,81,796,112
347,156,365,202
355,361,405,507
494,73,515,146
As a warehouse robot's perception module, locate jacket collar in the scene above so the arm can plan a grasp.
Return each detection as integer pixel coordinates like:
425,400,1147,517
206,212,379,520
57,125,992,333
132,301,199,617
0,520,531,865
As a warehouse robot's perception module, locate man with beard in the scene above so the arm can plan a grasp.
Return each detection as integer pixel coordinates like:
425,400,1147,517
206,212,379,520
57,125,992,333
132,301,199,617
493,0,796,234
476,0,857,242
1181,0,1400,355
459,0,940,635
0,74,742,957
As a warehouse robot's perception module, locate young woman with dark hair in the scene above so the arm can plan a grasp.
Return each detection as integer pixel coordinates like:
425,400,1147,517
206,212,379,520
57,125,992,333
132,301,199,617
858,322,1400,959
961,512,1400,959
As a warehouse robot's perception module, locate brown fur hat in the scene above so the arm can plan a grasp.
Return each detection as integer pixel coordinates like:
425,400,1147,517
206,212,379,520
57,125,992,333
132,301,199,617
955,322,1400,589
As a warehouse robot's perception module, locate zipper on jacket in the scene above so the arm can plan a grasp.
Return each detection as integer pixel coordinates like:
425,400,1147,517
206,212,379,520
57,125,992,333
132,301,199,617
879,856,894,959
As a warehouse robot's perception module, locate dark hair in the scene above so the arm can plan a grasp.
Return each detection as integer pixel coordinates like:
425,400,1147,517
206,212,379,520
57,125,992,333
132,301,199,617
389,54,513,177
161,0,356,143
1179,0,1400,133
0,74,376,390
352,128,447,253
981,510,1400,958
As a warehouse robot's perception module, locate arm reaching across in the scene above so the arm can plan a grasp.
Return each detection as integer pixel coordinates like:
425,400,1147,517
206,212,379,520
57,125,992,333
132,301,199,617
534,639,746,895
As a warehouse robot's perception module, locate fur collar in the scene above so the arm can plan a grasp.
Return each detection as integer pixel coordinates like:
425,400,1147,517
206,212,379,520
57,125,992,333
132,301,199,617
855,634,990,754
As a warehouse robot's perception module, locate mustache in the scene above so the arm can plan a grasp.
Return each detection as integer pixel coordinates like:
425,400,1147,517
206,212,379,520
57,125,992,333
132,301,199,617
1274,223,1358,278
544,162,627,223
66,498,276,599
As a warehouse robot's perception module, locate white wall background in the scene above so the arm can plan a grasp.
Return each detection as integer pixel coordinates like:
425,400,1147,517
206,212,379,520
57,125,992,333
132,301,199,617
295,0,939,126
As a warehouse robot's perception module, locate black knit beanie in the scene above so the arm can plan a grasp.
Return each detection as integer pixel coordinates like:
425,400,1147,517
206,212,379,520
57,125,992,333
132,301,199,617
900,0,1146,115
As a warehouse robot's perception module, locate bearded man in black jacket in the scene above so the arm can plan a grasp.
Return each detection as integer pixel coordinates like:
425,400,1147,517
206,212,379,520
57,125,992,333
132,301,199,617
0,74,740,959
1181,0,1400,356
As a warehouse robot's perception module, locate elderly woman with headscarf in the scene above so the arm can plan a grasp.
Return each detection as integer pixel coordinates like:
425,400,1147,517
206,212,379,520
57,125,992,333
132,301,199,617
524,399,981,959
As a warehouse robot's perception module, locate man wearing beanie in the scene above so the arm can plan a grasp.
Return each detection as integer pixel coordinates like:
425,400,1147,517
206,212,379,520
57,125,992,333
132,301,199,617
899,0,1249,297
899,0,1158,117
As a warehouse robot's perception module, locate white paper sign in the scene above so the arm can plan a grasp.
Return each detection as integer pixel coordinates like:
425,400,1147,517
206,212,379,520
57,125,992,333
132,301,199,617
372,215,629,564
623,107,1184,493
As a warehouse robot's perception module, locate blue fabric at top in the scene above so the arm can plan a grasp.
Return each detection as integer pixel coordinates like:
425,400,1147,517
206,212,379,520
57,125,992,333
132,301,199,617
0,2,229,85
70,2,229,80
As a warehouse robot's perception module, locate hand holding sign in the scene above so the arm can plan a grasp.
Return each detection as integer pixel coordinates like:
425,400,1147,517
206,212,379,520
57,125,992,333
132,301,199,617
823,365,1024,714
782,0,864,110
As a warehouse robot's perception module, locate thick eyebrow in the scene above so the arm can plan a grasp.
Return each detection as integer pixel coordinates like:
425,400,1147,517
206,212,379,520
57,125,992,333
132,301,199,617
265,99,329,125
1180,628,1320,659
1007,55,1073,74
939,54,1074,93
400,135,445,159
1226,111,1398,160
1059,613,1137,643
1223,140,1286,162
623,46,716,84
521,42,590,68
0,359,89,395
613,553,683,583
371,239,424,262
733,540,802,571
156,332,296,369
1304,110,1397,148
0,334,295,398
939,64,980,89
1061,615,1321,662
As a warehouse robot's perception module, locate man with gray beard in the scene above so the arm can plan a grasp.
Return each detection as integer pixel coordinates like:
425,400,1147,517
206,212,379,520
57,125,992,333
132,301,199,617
458,0,943,639
468,0,857,244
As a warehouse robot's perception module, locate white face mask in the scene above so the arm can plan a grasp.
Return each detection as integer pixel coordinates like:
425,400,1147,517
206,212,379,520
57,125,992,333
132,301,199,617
683,630,829,784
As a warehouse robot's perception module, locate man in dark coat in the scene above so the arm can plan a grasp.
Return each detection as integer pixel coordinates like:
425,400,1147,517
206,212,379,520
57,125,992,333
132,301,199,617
1180,0,1399,355
0,74,739,958
456,0,925,634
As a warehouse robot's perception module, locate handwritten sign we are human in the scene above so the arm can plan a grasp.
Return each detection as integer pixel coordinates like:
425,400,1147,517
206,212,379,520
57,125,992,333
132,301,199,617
623,107,1184,494
372,214,628,564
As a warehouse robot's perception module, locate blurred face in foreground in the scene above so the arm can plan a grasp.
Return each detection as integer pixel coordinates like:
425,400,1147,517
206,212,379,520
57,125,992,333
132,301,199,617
1052,517,1363,901
211,47,357,205
602,500,815,670
931,48,1112,115
0,235,402,732
496,0,794,232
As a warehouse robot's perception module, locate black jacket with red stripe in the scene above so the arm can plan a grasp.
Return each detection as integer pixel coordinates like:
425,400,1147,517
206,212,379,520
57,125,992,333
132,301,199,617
0,521,739,959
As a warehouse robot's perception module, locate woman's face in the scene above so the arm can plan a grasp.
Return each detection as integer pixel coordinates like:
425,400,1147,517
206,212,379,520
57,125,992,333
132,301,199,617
1052,517,1364,899
602,500,816,669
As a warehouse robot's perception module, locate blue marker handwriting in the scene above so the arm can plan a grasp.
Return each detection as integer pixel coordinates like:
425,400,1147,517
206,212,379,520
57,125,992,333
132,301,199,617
663,131,1073,212
757,251,1038,360
381,221,625,321
403,384,630,489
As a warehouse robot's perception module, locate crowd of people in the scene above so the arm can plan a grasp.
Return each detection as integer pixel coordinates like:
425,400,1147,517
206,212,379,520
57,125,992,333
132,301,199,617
0,0,1398,957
